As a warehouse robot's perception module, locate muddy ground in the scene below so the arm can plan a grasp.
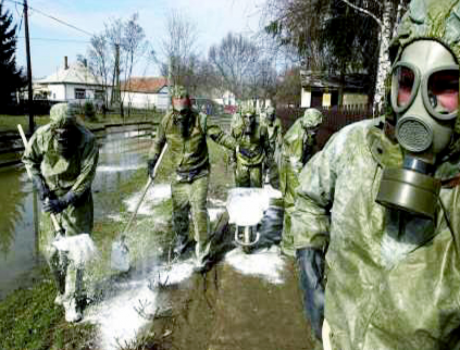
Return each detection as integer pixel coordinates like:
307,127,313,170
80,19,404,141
150,257,316,350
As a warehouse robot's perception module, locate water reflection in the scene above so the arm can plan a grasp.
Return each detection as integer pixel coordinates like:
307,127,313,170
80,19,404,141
0,167,41,300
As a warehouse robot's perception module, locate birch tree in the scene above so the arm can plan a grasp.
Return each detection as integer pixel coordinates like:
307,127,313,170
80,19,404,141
337,0,395,112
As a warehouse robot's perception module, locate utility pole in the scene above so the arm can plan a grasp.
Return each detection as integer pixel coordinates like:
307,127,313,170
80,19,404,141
24,0,34,133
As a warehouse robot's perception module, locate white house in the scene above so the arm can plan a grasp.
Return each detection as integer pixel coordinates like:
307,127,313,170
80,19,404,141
121,77,169,110
35,57,110,105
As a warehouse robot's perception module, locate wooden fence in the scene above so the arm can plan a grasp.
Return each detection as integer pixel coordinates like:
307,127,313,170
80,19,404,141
277,106,374,149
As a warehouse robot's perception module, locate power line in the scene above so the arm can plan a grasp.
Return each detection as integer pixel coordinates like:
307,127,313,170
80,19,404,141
3,0,93,37
17,36,90,43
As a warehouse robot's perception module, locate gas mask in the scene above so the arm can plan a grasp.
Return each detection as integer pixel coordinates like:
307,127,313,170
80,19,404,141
172,98,189,114
376,40,459,219
172,97,192,136
53,126,77,157
243,113,256,134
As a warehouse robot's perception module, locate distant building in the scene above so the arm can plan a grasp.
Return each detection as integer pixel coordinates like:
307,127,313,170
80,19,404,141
35,57,110,105
300,70,369,109
212,90,237,107
121,77,169,110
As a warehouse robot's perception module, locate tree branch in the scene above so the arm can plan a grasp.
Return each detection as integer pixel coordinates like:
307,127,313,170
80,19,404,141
338,0,382,28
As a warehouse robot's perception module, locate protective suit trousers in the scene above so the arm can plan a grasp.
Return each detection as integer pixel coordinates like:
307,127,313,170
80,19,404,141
171,175,210,263
235,163,263,188
42,193,93,302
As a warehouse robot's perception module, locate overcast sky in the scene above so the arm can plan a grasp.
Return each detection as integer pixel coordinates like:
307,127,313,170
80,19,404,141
3,0,267,79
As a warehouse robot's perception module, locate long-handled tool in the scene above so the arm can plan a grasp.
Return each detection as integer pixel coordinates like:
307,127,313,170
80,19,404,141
111,144,168,272
19,125,99,267
18,125,64,237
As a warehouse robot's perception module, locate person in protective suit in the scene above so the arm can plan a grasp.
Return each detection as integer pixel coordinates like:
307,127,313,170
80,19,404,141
23,103,99,323
292,1,460,348
279,108,323,258
147,85,236,270
231,105,273,188
261,106,283,188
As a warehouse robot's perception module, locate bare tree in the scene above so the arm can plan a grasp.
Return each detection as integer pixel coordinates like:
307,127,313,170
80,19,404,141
87,34,111,107
247,58,278,107
209,32,260,100
160,10,199,91
104,17,125,106
120,13,148,115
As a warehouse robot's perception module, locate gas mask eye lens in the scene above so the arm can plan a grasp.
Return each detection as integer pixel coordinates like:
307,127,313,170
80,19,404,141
427,69,459,115
395,66,416,108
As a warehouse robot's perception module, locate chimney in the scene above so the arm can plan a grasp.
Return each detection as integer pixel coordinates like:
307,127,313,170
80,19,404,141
64,56,69,70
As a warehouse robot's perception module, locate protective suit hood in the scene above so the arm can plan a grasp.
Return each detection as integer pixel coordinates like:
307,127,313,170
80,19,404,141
50,103,77,129
389,0,460,165
301,108,323,128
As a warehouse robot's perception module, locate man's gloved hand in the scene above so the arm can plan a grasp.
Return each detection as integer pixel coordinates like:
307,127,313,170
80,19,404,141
239,147,254,158
32,174,51,201
296,247,326,341
147,156,159,179
43,191,76,214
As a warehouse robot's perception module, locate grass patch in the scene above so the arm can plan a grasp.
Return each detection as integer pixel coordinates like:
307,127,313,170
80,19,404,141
0,267,96,350
0,115,50,134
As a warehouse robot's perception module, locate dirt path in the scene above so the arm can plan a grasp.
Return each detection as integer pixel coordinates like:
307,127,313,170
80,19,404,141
153,252,316,350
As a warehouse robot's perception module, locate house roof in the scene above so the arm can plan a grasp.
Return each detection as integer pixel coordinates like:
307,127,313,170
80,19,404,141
36,62,105,86
121,77,168,93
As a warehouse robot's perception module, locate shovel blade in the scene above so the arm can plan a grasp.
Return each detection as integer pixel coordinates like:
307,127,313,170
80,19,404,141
111,240,130,272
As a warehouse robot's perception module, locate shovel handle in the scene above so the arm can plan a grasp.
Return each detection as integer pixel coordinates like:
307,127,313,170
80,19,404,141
120,143,168,238
18,124,63,235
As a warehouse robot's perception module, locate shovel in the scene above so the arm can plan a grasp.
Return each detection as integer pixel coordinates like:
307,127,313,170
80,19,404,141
18,125,99,265
111,144,168,272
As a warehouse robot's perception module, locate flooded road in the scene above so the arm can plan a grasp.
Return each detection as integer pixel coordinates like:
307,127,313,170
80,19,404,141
0,125,152,300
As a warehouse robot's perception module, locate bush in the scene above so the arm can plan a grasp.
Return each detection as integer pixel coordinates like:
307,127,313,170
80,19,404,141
84,101,96,121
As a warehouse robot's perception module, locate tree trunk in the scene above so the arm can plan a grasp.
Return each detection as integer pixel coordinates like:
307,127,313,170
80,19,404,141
373,0,395,114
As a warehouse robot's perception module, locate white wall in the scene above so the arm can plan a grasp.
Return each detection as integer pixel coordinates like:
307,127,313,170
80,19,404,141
48,85,66,100
121,90,170,110
301,88,311,108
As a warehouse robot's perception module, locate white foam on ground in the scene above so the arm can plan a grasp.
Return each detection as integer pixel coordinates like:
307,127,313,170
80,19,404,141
107,214,124,222
85,260,195,350
209,208,225,222
209,198,226,206
97,164,145,173
225,246,286,285
124,184,172,215
52,234,100,269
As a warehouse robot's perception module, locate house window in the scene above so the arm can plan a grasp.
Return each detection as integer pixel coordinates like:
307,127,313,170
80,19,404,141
75,88,86,99
95,90,105,101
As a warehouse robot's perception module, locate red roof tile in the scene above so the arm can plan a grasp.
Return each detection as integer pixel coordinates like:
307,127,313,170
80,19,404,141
121,77,169,93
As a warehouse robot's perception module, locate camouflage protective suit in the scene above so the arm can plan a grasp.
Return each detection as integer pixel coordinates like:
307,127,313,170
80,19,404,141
23,103,98,312
231,119,273,188
279,109,323,257
292,2,460,348
149,109,236,263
